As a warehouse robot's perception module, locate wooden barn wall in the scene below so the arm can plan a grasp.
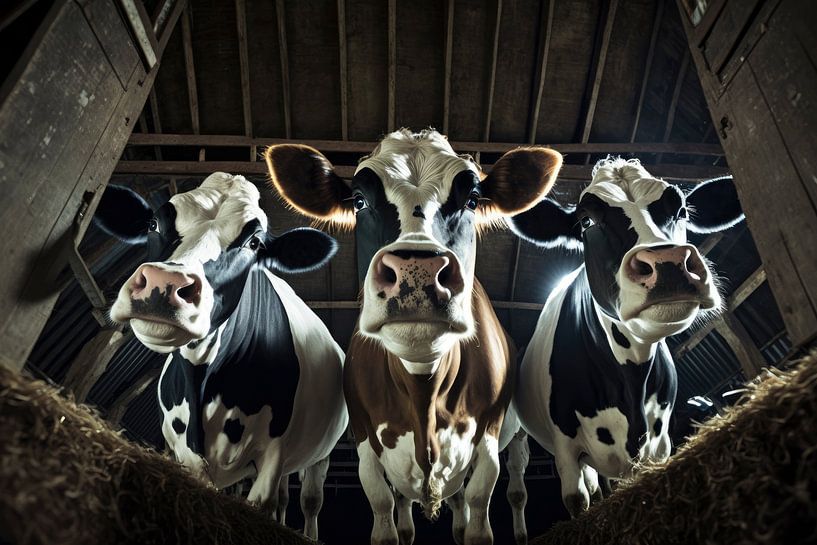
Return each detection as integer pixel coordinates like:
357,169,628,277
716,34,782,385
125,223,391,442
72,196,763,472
680,0,817,347
0,0,183,371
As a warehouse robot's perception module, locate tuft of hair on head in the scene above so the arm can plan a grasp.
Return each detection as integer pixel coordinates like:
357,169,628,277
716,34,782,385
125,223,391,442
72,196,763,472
591,155,655,185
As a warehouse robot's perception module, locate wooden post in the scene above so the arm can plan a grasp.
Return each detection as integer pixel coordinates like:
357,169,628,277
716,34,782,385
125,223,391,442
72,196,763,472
63,329,129,403
107,365,162,425
715,314,765,379
0,0,184,371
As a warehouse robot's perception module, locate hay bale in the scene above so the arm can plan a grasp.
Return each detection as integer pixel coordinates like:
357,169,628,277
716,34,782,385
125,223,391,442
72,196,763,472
0,366,313,545
531,351,817,545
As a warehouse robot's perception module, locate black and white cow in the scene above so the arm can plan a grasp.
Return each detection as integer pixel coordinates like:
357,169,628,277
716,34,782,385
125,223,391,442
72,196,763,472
93,173,348,539
506,158,744,517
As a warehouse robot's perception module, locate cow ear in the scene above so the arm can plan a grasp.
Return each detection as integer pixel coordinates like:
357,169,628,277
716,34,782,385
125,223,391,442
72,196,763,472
685,176,745,234
479,147,562,219
506,198,582,249
265,144,354,225
261,227,339,274
92,184,152,244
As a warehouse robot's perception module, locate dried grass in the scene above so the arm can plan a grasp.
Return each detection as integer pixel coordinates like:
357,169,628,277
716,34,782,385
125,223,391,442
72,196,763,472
0,366,313,545
531,350,817,545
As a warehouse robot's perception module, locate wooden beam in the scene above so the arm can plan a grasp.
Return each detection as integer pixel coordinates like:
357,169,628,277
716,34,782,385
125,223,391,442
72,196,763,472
148,87,163,160
715,313,765,379
119,0,159,69
126,133,725,156
630,0,664,142
580,0,619,144
656,50,690,163
62,330,129,403
529,0,555,144
180,6,199,134
275,0,291,138
234,0,253,160
442,0,455,134
300,300,545,311
107,366,162,425
387,0,396,132
0,0,38,33
484,0,503,141
114,159,729,181
337,0,349,140
153,0,186,52
697,231,725,256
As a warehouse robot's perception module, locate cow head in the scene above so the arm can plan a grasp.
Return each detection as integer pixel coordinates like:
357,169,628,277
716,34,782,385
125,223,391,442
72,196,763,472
266,129,561,363
93,173,337,353
508,158,744,340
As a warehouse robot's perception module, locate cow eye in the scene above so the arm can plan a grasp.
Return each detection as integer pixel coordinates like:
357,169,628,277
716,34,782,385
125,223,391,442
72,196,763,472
148,218,159,233
353,194,368,213
580,216,595,230
676,207,689,220
246,235,263,251
464,191,480,211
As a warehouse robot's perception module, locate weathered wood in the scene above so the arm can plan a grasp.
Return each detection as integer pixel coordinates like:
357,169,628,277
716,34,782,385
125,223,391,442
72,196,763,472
387,0,396,132
235,0,252,160
656,49,690,162
0,0,183,371
716,313,765,379
630,0,664,142
63,330,129,403
442,0,454,134
126,132,724,156
528,0,555,144
337,0,348,140
301,300,544,311
0,0,39,33
148,86,162,160
483,0,502,141
580,0,619,143
275,0,291,138
180,6,199,135
697,231,725,256
114,159,728,181
107,366,162,425
155,0,185,52
118,0,158,69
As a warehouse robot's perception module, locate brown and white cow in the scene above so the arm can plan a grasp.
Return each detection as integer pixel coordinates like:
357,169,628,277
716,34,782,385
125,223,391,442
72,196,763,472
265,129,561,545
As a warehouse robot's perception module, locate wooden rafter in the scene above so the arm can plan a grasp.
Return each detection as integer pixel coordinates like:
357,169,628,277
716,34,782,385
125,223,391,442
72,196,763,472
148,87,163,160
580,0,619,144
107,367,162,425
630,0,664,142
126,133,725,155
387,0,396,131
484,0,503,142
657,49,690,163
338,0,349,140
528,0,555,144
0,0,38,33
114,159,728,181
120,0,159,69
442,0,455,134
153,0,186,52
181,6,199,134
275,0,292,138
235,0,253,160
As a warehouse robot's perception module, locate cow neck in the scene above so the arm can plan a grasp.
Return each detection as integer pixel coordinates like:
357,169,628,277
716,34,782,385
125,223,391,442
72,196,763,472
387,335,461,475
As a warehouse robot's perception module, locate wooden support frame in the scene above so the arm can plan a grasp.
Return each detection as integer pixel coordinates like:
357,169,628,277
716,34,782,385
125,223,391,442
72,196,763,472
153,0,186,52
387,0,396,132
337,0,349,140
180,5,199,134
119,0,158,69
483,0,503,142
580,0,619,144
528,0,555,144
107,366,162,425
630,0,664,142
63,329,130,404
0,0,39,33
275,0,292,138
656,50,690,163
125,133,725,156
442,0,454,134
235,0,253,161
715,313,766,378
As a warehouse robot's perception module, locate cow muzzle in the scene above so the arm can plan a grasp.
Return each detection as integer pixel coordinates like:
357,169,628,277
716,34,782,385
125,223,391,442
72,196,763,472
619,244,719,323
111,263,213,351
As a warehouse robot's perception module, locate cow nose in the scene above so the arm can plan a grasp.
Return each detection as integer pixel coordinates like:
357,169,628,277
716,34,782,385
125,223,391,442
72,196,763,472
625,245,706,289
131,265,202,307
373,251,464,303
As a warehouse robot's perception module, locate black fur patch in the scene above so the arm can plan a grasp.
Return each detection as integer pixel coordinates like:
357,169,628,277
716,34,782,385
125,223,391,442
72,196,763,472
597,427,615,445
653,417,663,437
172,417,186,435
223,418,245,444
611,323,631,349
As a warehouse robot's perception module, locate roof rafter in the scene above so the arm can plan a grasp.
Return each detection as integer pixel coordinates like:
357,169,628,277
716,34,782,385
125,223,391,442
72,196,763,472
580,0,619,144
338,0,349,140
630,0,664,142
528,0,555,144
484,0,503,141
275,0,292,138
235,0,254,160
442,0,455,134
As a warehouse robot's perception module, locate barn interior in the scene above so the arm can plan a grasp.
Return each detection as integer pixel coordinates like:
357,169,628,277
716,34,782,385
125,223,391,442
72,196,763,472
1,0,815,544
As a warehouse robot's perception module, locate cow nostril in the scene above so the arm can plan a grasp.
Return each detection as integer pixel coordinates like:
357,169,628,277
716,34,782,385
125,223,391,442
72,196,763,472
177,282,200,305
383,265,396,285
133,271,147,290
634,260,653,276
438,264,451,287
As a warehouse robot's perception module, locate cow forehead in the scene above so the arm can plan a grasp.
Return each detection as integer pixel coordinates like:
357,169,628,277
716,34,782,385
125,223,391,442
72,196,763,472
580,158,669,209
355,129,478,205
168,173,266,261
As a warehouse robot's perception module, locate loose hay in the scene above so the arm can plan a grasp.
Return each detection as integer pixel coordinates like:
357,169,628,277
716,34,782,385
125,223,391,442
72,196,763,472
0,366,313,545
531,350,817,545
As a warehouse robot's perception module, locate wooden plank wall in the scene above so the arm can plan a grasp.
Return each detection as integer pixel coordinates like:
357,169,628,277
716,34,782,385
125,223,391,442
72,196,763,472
0,0,182,371
679,0,817,348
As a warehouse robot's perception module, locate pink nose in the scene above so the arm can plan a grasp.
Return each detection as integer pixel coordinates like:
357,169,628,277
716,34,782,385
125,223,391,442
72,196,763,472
131,265,202,307
372,251,464,303
625,246,706,290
